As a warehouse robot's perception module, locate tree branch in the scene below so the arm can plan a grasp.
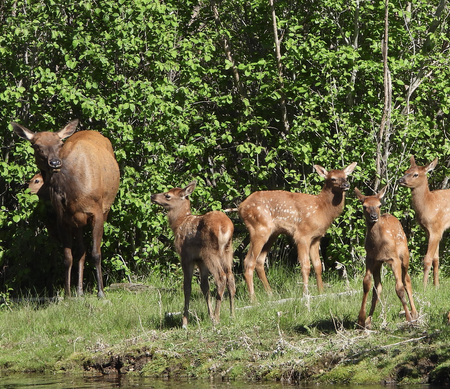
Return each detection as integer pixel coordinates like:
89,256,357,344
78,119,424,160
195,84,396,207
375,0,392,191
210,0,247,103
269,0,289,134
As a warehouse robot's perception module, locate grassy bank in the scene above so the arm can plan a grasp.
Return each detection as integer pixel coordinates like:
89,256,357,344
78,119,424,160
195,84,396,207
1,267,449,385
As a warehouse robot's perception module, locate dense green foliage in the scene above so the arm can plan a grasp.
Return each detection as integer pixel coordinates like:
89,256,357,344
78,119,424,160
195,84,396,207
1,0,449,295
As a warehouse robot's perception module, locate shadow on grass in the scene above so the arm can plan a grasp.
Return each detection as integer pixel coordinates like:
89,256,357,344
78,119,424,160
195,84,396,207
294,315,357,334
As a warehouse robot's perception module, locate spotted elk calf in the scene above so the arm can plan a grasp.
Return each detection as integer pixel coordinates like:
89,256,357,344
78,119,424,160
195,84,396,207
399,155,450,287
238,162,357,301
151,181,236,328
355,186,418,329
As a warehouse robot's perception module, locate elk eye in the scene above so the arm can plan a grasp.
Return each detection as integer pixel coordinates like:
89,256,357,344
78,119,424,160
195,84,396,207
164,194,171,200
331,177,337,182
413,173,419,178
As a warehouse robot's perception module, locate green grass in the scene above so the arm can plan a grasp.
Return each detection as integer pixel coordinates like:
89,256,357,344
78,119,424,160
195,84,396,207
1,267,449,385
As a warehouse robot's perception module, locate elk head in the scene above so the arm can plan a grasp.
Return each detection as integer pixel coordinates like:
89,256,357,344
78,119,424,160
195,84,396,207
355,186,387,225
398,155,438,189
11,120,79,172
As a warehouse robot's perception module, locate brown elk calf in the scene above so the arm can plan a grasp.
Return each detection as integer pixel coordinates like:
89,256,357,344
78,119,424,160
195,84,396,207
13,120,120,298
28,172,59,240
151,181,236,328
238,162,357,300
399,155,450,287
28,173,46,196
355,186,418,329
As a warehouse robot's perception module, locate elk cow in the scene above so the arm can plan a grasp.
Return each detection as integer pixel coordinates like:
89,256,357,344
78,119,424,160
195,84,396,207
151,181,236,328
399,155,450,287
355,186,418,329
12,120,120,298
238,162,357,301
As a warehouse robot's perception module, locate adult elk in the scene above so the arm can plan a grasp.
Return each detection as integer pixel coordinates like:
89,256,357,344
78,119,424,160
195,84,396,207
238,162,357,301
399,155,450,287
355,186,418,329
151,181,236,328
13,120,120,298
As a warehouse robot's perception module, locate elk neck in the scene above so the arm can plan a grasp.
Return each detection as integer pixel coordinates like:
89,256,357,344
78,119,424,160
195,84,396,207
167,201,192,232
363,216,387,252
318,184,347,218
409,178,431,212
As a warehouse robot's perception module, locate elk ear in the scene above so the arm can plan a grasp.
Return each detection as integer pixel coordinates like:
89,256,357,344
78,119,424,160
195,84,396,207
377,186,387,200
344,162,357,176
11,122,35,142
182,181,197,197
425,157,438,173
354,187,365,203
58,119,79,140
409,155,416,167
314,165,328,178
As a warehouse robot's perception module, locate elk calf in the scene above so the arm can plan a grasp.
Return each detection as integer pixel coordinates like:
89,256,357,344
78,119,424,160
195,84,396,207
355,186,418,329
399,155,450,287
28,173,46,197
28,172,59,240
13,120,120,298
239,162,357,300
151,182,236,328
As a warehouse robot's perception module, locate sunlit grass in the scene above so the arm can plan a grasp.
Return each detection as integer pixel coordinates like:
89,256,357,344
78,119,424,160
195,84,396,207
0,266,449,383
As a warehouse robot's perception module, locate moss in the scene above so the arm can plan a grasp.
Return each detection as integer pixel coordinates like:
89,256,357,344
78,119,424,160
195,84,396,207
429,360,450,385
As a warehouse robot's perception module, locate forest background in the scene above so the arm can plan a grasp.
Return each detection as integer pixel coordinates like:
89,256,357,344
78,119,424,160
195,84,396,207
0,0,449,297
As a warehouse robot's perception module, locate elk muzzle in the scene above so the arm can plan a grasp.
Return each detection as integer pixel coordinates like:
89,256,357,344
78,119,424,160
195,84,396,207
341,181,350,191
368,212,379,223
49,157,62,170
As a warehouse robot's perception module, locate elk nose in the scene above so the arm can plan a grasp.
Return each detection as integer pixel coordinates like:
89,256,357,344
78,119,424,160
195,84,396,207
370,213,378,222
398,177,405,184
49,158,62,169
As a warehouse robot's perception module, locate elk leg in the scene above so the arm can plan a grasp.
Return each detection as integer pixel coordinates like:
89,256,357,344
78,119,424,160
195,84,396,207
243,243,256,300
295,238,311,295
91,213,105,298
227,270,236,318
432,236,441,287
391,260,413,322
310,238,324,293
198,262,215,323
423,231,441,288
62,228,74,298
254,236,277,293
224,247,236,318
367,263,382,327
182,260,195,328
210,267,227,325
358,266,372,328
74,228,86,297
244,230,272,301
402,267,418,321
